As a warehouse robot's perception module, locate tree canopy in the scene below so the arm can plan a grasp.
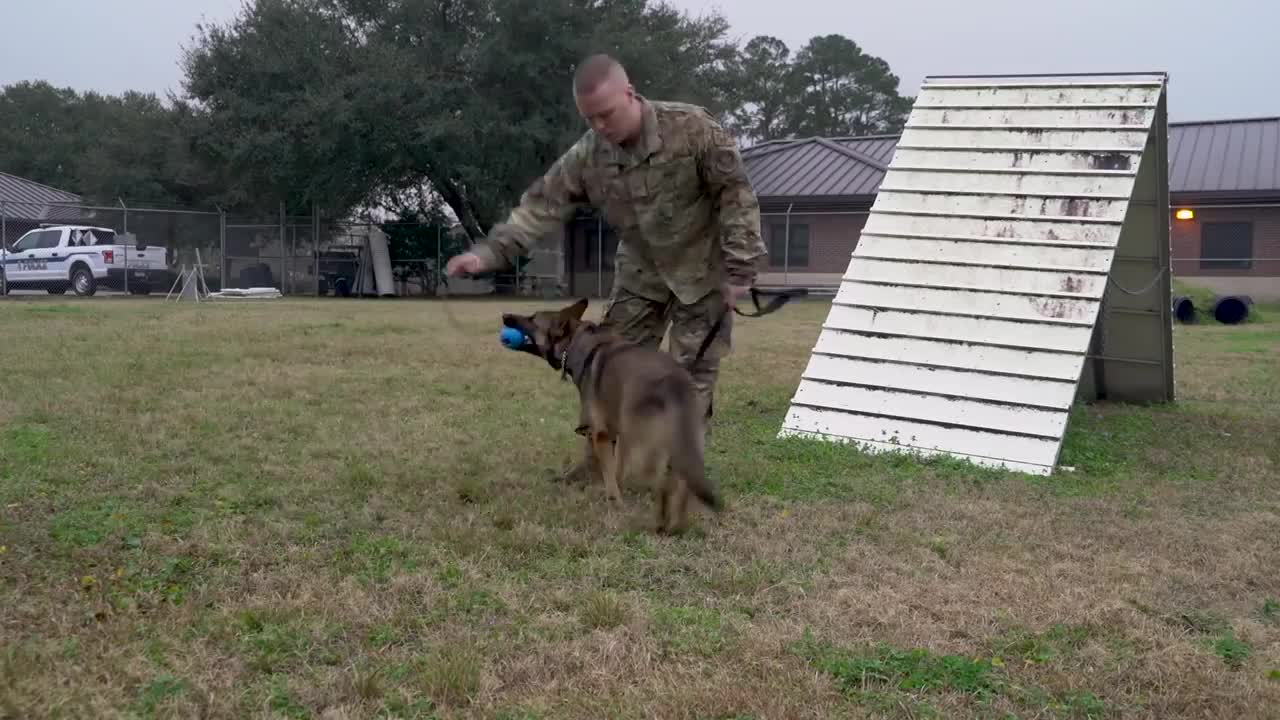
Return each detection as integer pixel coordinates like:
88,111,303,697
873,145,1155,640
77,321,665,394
0,1,915,239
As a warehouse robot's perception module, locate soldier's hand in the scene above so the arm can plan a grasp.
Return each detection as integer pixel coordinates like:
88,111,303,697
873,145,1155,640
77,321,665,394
446,252,485,277
725,283,751,309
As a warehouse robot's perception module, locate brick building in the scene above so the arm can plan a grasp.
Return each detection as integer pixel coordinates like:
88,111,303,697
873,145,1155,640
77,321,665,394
554,117,1279,301
1167,116,1280,301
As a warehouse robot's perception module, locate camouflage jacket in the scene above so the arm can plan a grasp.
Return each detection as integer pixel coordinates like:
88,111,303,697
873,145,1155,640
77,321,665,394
471,97,767,305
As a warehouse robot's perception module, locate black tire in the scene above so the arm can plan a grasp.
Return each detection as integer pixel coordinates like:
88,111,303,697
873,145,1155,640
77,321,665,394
70,265,97,297
334,277,351,297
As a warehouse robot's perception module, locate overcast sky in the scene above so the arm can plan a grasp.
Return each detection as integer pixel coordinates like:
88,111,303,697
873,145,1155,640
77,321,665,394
1,0,1275,123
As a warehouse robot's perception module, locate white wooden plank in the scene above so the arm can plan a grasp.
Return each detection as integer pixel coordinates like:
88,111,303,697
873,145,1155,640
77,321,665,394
835,281,1100,326
802,353,1079,409
889,148,1141,174
913,85,1161,106
863,212,1123,246
854,235,1116,272
822,304,1093,353
873,190,1130,222
844,258,1107,299
791,379,1066,438
899,127,1150,151
812,329,1086,381
908,107,1154,127
879,169,1138,196
780,405,1060,470
779,428,1053,476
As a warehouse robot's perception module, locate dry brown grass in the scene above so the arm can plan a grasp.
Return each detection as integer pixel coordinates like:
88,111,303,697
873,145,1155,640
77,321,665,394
0,295,1277,719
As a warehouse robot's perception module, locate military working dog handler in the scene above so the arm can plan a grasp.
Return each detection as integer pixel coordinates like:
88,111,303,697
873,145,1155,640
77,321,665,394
447,53,768,484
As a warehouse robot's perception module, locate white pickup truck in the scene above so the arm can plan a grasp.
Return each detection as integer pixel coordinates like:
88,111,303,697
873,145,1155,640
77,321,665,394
1,225,169,296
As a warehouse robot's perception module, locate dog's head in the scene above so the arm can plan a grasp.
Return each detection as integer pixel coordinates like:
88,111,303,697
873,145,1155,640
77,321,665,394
501,297,591,371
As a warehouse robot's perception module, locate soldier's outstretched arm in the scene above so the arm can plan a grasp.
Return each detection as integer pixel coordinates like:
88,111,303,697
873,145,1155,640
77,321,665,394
695,112,767,287
465,140,591,272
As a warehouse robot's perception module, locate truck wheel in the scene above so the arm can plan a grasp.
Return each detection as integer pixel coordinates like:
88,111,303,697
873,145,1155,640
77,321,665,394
71,266,97,297
334,277,351,297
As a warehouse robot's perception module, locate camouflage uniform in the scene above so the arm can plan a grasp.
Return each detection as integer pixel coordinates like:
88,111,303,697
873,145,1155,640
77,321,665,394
469,96,766,480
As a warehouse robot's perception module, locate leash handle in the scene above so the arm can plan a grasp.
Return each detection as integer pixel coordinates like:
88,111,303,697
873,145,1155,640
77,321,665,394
690,287,807,368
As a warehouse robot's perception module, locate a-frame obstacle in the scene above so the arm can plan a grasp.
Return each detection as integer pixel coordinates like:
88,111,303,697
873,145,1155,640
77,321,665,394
778,72,1174,476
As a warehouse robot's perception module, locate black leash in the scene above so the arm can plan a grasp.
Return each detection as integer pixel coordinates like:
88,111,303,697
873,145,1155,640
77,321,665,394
690,287,808,368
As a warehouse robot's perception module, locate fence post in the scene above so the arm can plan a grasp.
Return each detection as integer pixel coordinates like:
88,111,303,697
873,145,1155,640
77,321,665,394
1,201,7,297
218,206,226,292
119,198,129,294
313,203,320,296
279,201,287,295
783,202,793,288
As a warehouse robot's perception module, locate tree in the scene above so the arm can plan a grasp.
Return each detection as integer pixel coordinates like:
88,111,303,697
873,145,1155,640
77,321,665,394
783,34,912,137
726,35,793,145
0,81,218,210
178,0,741,239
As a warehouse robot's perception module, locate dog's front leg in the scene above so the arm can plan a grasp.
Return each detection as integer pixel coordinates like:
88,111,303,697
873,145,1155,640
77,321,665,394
591,430,622,505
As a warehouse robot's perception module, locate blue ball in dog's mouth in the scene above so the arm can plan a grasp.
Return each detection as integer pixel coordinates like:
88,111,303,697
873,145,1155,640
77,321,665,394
499,326,527,349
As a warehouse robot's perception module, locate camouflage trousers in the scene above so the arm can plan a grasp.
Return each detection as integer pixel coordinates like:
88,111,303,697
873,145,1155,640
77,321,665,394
563,285,732,483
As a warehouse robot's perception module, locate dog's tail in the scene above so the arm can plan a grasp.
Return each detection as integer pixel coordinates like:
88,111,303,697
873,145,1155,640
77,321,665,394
669,388,722,513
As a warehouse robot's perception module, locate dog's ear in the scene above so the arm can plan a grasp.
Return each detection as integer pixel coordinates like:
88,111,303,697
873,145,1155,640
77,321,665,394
559,297,589,322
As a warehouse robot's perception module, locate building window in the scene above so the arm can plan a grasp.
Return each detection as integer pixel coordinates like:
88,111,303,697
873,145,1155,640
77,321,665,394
1200,222,1252,270
768,223,809,268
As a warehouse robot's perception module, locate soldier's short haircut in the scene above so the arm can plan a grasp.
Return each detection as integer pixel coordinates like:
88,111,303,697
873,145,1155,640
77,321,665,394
573,54,626,96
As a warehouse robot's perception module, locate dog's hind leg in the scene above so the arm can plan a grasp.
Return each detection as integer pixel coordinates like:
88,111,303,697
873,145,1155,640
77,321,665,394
664,476,691,535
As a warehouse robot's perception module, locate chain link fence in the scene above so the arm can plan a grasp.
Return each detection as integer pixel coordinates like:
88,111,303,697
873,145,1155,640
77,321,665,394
3,199,1275,303
0,199,573,300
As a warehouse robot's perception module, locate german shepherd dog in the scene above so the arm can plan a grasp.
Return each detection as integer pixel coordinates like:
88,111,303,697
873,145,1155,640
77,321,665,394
500,298,722,534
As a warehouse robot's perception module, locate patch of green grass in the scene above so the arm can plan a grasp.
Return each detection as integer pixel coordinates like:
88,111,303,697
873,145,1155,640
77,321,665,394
579,591,628,630
799,635,1000,699
795,630,1110,718
1056,406,1159,482
236,610,312,675
368,624,404,649
22,303,89,315
415,645,482,708
133,674,187,719
650,604,736,658
47,499,140,548
1259,597,1279,624
334,534,420,585
266,676,309,719
2,422,53,470
1212,631,1252,670
990,623,1094,665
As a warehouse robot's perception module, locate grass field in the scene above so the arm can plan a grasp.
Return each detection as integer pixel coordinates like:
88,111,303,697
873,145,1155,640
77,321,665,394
1,295,1278,719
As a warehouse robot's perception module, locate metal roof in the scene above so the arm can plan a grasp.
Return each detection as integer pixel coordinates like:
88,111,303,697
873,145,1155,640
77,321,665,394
742,136,898,201
745,116,1280,202
778,71,1173,476
1168,116,1280,196
0,171,82,221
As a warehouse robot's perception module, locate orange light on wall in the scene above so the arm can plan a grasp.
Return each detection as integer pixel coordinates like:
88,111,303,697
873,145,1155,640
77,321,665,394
1175,208,1195,220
